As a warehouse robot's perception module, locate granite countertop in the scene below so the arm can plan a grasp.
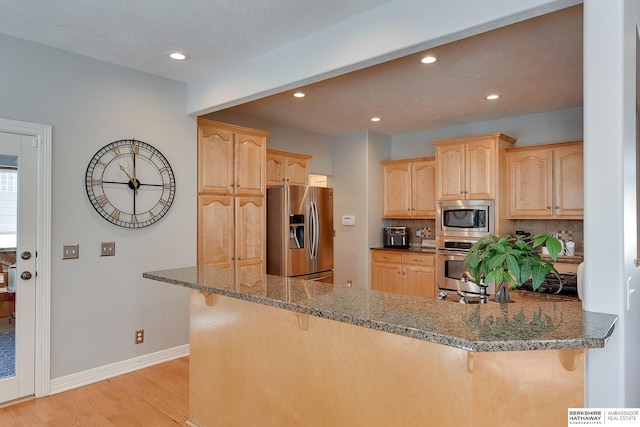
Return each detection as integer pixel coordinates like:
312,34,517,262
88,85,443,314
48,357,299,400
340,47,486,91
371,246,436,254
143,266,616,353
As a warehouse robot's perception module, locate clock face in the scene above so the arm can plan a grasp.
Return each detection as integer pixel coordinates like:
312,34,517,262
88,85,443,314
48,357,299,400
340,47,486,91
85,139,176,229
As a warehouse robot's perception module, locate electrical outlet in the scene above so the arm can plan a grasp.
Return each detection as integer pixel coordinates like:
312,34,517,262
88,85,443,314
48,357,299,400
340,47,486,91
62,244,79,260
101,242,115,257
135,329,144,344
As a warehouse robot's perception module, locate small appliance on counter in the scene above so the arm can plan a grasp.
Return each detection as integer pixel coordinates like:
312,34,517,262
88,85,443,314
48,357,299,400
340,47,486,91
383,226,409,248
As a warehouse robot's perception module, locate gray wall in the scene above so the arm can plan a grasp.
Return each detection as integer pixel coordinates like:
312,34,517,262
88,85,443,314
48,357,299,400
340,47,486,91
332,132,369,288
203,111,334,175
0,33,196,379
391,107,583,158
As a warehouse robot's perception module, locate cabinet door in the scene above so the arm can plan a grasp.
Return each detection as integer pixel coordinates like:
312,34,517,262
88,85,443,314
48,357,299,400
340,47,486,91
197,195,234,267
266,151,285,186
436,145,464,200
553,145,583,218
382,161,411,218
237,263,267,296
402,253,435,297
507,149,553,218
235,196,265,273
465,139,494,199
412,160,436,218
371,262,403,293
198,124,234,194
235,132,266,196
404,266,436,298
285,156,309,186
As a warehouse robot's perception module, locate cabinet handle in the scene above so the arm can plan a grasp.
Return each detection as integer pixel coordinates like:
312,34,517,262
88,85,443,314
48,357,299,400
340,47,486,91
547,206,551,209
382,256,391,259
555,206,560,209
412,258,422,262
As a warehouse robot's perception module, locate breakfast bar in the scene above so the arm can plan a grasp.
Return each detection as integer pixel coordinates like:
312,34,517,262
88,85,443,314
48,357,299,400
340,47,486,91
144,266,617,427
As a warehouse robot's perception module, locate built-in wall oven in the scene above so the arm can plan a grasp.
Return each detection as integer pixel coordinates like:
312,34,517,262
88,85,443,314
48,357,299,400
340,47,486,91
437,238,495,296
436,200,496,298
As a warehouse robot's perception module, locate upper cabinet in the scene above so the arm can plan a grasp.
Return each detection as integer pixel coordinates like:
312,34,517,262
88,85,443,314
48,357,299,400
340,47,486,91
381,157,436,219
198,118,268,196
266,149,312,186
434,133,516,200
507,141,583,219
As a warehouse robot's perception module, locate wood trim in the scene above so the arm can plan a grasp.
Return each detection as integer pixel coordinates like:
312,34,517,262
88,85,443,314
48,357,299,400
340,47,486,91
197,117,271,137
432,132,516,146
380,156,434,165
505,140,583,152
266,148,312,160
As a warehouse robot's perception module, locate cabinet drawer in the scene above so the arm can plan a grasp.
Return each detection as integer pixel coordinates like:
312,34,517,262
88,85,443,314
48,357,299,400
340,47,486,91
554,262,578,274
402,253,434,266
372,251,402,264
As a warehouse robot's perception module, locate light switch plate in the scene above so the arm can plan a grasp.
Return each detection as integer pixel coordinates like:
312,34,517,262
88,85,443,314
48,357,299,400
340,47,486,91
101,242,115,257
62,244,79,260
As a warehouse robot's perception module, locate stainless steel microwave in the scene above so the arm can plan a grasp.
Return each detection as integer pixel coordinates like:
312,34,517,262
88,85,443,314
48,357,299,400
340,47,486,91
436,200,494,238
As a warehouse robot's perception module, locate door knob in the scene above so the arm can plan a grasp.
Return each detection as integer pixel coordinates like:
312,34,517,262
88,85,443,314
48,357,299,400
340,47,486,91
21,271,32,280
21,251,32,260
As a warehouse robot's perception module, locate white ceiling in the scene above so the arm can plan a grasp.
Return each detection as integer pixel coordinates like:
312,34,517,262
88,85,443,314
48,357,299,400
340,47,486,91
0,1,583,136
0,0,390,82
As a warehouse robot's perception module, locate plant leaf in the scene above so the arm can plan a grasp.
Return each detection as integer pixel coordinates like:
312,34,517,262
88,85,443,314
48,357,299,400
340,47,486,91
488,253,506,270
530,264,546,291
505,254,520,280
544,236,562,261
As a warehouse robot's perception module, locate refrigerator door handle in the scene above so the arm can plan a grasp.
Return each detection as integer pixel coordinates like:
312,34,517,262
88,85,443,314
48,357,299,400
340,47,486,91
309,201,318,260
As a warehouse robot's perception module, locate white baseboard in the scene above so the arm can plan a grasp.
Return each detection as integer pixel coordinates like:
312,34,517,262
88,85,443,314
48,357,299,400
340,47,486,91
48,344,189,395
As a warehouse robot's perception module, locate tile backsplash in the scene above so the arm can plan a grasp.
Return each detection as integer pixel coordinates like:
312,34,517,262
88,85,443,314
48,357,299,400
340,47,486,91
513,219,584,254
382,218,584,253
385,219,436,245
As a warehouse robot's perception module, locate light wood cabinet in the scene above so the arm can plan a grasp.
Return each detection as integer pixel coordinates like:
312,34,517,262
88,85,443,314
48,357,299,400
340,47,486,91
507,141,583,219
371,250,436,297
197,119,269,273
381,157,436,218
434,133,515,201
266,149,312,186
198,119,267,196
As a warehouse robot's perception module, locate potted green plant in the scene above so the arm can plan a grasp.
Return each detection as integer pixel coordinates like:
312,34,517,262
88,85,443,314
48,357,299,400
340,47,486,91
463,233,563,303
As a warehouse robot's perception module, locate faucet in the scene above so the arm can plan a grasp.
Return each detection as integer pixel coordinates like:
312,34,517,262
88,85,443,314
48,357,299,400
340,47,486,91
457,289,468,304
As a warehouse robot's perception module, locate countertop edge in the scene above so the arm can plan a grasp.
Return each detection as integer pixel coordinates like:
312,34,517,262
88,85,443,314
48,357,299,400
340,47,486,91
143,271,617,353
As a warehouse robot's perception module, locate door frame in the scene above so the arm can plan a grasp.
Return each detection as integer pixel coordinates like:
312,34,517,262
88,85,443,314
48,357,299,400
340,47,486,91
0,118,51,398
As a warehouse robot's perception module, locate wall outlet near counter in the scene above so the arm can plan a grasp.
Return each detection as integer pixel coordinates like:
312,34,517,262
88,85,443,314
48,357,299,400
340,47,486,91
135,329,144,344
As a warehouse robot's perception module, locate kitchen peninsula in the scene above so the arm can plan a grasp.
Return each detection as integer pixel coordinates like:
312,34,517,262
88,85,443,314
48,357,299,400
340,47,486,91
144,267,616,427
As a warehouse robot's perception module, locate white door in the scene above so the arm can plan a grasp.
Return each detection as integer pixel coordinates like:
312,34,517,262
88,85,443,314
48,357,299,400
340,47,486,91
0,131,36,402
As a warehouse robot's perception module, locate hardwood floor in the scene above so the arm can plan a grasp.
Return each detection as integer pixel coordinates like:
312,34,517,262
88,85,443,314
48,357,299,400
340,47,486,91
0,356,189,426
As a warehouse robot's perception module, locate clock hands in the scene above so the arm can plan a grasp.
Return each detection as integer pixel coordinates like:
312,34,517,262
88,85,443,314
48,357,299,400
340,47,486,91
119,164,140,194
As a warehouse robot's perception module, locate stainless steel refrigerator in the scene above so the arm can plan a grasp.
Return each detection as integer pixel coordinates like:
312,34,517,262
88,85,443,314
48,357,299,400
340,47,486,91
267,185,334,282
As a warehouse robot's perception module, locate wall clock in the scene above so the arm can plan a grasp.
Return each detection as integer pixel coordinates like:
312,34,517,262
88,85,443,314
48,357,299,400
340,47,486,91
85,139,176,229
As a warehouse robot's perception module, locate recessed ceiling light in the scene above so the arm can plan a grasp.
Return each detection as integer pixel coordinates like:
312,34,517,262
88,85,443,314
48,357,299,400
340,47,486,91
420,56,437,64
293,92,305,98
371,117,381,122
486,94,501,100
167,51,190,61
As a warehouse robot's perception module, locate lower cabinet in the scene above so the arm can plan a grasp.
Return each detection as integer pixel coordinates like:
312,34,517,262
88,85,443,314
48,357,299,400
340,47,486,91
371,250,436,298
198,194,266,277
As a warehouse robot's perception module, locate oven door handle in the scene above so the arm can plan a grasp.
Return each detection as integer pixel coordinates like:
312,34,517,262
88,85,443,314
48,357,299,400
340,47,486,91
437,249,470,256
